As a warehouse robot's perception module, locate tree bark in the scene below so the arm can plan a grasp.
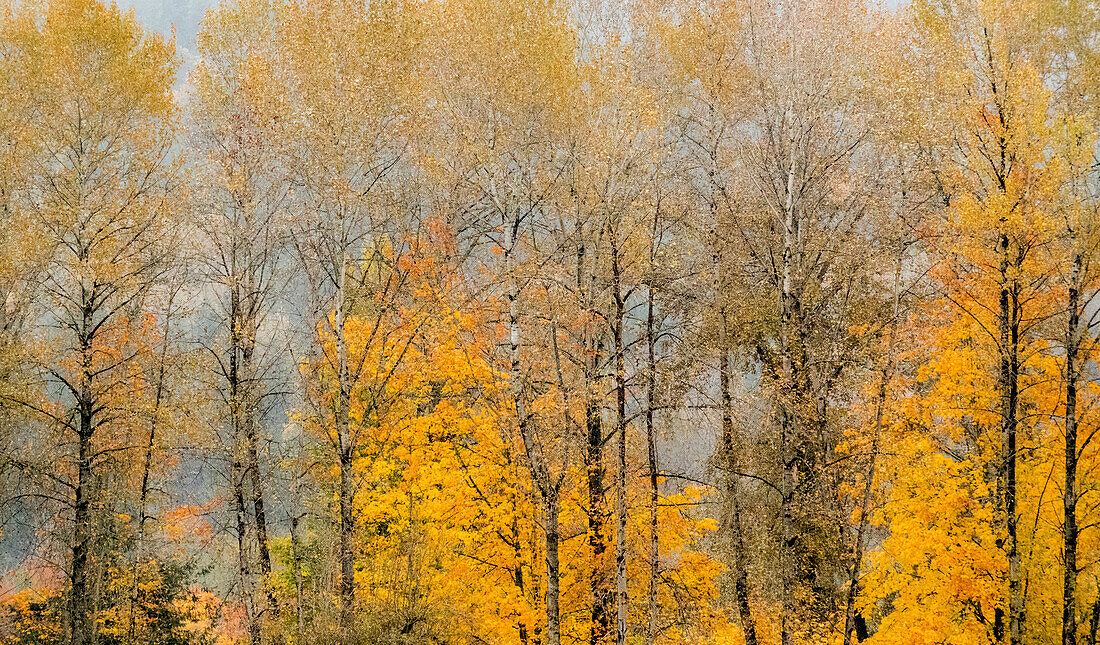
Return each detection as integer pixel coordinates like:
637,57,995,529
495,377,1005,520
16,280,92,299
714,244,759,645
507,211,561,645
545,488,562,645
580,237,611,645
71,287,96,645
779,104,799,645
245,412,278,624
239,300,277,627
1064,252,1082,645
611,223,628,645
72,412,92,645
645,282,660,645
229,278,261,645
998,231,1022,645
235,458,260,645
335,254,356,645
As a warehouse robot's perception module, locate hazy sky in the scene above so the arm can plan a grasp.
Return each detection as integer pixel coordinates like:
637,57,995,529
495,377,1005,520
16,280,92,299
122,0,903,56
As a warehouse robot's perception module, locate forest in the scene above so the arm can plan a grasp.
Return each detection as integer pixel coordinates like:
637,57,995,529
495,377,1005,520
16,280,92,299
0,0,1098,643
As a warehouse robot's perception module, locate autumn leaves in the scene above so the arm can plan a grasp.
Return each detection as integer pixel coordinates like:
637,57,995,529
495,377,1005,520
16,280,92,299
2,0,1100,644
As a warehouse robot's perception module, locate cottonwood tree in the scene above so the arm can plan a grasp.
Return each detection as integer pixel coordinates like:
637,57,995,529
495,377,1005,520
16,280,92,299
665,1,891,643
278,0,422,640
426,0,582,641
0,2,180,644
189,1,293,641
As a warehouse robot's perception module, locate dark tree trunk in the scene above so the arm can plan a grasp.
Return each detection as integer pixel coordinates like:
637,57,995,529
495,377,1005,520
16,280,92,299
587,390,611,645
1064,253,1082,645
719,343,759,645
645,284,660,645
611,229,628,645
580,229,610,645
714,242,759,645
71,294,95,645
245,410,278,622
998,232,1022,644
229,285,261,645
513,515,529,645
779,121,798,645
72,416,92,645
235,460,260,645
334,264,356,645
545,488,562,645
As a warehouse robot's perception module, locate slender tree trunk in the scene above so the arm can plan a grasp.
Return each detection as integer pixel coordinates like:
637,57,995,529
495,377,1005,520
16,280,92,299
72,414,92,645
720,353,758,645
507,211,560,645
713,244,759,645
229,283,261,645
71,290,96,645
235,460,261,645
244,396,278,624
645,282,660,645
612,231,628,645
998,232,1022,645
587,370,610,645
545,488,562,645
1064,252,1082,645
242,330,278,627
779,105,799,645
513,516,529,645
581,238,611,645
334,254,355,645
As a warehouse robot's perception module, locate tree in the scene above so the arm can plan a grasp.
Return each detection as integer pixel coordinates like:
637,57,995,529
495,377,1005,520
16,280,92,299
0,2,180,643
190,2,293,640
277,0,422,640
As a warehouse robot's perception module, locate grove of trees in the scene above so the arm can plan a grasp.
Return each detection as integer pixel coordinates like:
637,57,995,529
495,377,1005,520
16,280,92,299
1,0,1100,644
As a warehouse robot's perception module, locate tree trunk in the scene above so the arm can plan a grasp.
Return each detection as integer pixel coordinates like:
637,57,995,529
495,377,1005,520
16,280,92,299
335,256,355,645
612,229,628,645
779,105,799,645
240,303,276,626
229,283,261,645
1064,252,1082,645
245,407,277,623
545,488,562,645
582,241,610,645
721,369,758,645
235,460,260,645
71,289,95,645
714,244,759,645
72,416,92,645
513,515,529,645
587,383,611,645
645,283,660,645
507,211,560,645
998,232,1022,645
